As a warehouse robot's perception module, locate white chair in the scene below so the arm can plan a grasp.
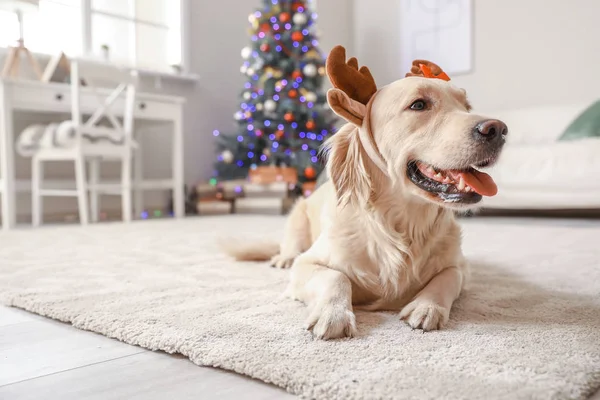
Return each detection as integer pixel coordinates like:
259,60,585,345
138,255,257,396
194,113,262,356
30,60,138,226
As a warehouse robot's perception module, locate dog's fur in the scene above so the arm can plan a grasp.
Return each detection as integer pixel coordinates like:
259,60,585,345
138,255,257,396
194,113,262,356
221,50,506,340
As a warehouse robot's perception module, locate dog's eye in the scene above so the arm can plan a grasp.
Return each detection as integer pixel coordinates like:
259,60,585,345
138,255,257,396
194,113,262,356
410,100,427,111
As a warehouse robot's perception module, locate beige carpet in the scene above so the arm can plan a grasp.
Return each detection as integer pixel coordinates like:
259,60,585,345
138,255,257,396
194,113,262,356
1,216,599,400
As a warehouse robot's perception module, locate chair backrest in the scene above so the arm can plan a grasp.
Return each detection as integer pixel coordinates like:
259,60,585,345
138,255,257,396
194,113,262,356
69,59,138,146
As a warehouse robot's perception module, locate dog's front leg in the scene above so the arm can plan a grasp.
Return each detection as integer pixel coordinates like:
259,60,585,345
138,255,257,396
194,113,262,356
285,253,357,340
399,266,464,331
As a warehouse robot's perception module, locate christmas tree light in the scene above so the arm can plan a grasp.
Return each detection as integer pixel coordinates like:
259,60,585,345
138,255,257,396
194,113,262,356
212,0,338,187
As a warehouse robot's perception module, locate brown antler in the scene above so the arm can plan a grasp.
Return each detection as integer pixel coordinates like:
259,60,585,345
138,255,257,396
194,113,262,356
326,46,377,105
405,59,451,81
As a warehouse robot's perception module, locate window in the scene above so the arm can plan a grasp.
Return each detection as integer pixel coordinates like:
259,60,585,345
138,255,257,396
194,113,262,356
0,0,185,73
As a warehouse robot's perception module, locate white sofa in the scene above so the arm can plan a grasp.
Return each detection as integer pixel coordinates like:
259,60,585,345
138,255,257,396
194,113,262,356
480,102,600,211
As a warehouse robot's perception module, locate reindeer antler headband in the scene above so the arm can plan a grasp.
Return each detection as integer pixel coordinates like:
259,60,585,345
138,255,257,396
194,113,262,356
325,48,452,116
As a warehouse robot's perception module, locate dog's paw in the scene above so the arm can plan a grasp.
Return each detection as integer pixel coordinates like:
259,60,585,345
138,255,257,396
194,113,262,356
399,300,449,332
304,302,357,340
270,253,296,269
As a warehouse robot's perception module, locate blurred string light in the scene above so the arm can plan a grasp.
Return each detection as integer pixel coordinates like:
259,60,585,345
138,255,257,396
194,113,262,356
212,3,334,182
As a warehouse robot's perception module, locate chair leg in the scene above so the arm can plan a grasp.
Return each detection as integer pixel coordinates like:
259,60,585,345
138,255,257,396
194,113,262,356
121,157,132,222
89,158,100,223
133,147,143,219
74,155,89,225
31,156,43,227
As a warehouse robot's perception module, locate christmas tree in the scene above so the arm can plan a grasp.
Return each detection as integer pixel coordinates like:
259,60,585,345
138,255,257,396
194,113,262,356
211,0,338,189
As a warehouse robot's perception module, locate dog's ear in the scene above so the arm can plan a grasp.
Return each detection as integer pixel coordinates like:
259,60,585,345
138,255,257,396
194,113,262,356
326,46,377,127
326,124,371,208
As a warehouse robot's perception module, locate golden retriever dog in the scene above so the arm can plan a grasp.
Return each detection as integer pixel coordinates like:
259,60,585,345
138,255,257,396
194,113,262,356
221,46,507,340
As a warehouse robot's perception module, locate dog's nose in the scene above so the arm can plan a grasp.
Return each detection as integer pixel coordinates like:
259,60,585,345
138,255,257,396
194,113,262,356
473,120,508,141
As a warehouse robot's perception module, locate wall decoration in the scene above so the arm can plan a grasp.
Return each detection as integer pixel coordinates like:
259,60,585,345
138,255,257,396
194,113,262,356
399,0,473,76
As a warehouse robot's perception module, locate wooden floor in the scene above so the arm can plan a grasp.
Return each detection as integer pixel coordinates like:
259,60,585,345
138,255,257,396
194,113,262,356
0,306,294,400
1,305,599,400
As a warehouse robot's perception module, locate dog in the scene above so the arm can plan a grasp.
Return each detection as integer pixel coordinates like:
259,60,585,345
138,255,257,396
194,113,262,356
221,46,507,340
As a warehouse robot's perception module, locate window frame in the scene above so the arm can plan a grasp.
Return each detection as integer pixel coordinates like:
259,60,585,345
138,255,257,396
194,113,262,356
0,0,196,82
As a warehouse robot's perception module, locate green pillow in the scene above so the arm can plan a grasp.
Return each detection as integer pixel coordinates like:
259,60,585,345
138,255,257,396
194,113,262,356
558,100,600,141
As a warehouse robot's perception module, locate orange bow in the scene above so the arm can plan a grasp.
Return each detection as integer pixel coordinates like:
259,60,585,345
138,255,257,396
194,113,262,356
419,63,451,81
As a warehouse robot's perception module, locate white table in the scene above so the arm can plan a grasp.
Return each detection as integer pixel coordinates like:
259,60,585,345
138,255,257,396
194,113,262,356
0,78,186,230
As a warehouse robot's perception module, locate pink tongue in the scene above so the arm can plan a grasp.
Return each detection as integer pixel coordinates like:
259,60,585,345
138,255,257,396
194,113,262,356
458,170,498,197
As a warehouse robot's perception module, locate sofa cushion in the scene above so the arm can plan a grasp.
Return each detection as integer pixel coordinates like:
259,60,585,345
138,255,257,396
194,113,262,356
483,103,589,145
487,137,600,191
558,100,600,141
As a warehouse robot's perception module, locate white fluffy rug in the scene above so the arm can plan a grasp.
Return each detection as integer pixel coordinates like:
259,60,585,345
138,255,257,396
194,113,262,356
1,216,599,400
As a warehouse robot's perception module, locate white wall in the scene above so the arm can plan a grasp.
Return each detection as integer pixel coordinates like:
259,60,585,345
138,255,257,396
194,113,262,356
353,0,600,112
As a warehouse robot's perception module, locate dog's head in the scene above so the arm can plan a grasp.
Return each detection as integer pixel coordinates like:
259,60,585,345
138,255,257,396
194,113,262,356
324,46,507,211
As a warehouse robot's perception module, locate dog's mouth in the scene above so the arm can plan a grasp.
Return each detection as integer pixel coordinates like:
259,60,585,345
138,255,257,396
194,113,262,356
407,159,498,205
